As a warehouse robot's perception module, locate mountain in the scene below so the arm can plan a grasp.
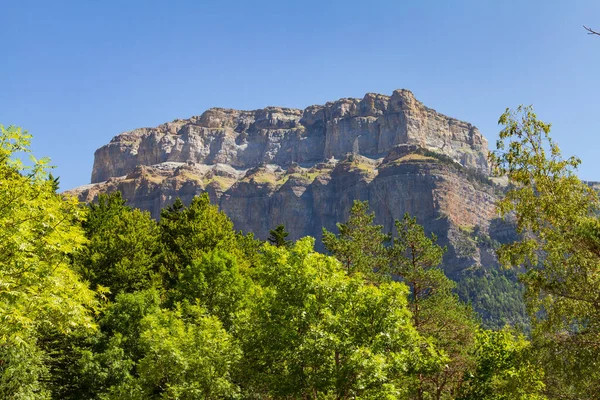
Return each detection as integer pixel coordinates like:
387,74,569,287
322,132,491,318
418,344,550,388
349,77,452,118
68,89,514,272
68,89,529,327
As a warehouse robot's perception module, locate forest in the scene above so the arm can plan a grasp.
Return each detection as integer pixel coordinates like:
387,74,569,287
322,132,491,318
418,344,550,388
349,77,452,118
1,106,599,399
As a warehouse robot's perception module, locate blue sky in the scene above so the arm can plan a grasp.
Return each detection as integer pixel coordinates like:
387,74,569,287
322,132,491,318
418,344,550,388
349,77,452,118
1,0,599,189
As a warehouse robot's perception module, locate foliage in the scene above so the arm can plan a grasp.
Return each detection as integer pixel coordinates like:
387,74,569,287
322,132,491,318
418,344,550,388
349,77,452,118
456,268,529,331
0,125,97,398
75,192,161,296
267,224,291,248
133,305,241,399
458,328,545,400
237,238,441,399
491,106,600,398
389,214,478,399
159,194,239,287
323,200,390,280
171,249,249,328
40,290,163,399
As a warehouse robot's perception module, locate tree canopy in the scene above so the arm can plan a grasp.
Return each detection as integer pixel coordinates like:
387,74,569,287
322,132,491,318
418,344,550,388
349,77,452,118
0,125,97,399
0,123,564,399
491,106,600,398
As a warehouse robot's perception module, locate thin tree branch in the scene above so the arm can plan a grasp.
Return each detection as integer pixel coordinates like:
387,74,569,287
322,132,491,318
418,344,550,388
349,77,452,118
584,25,600,36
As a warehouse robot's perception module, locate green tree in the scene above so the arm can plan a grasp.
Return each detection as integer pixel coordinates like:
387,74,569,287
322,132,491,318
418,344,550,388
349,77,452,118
389,214,478,400
159,195,239,287
59,289,162,399
458,329,545,400
455,268,529,331
171,249,249,329
268,224,291,247
323,200,390,279
237,238,441,399
75,192,161,297
48,172,60,192
130,305,241,400
0,125,97,399
491,105,600,398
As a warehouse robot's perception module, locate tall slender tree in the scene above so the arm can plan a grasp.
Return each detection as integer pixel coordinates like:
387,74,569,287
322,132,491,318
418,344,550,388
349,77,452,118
389,214,478,400
322,200,390,280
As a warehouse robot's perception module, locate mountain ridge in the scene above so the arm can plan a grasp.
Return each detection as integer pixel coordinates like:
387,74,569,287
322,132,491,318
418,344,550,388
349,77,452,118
88,89,489,184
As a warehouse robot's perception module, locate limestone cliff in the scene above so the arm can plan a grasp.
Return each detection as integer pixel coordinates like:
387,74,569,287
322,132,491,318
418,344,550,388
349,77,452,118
91,90,488,183
69,89,504,278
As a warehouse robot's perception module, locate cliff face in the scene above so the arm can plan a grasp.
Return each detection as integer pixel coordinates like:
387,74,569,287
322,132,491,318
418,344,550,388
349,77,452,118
91,90,488,183
70,89,503,278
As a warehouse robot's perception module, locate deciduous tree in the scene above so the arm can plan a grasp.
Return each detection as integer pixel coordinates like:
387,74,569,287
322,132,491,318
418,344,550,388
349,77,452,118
458,328,545,400
0,125,97,398
237,238,441,399
491,105,600,398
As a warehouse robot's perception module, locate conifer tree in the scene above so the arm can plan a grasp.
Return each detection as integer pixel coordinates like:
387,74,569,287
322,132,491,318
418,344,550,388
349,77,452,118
322,200,390,279
75,191,161,296
389,213,478,399
159,194,238,287
268,224,291,247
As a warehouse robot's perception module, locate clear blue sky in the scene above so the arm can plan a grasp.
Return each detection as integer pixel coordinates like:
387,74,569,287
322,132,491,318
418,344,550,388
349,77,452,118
2,0,599,189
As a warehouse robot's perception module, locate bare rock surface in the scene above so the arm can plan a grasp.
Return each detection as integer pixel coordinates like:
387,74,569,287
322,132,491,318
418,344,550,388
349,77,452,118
90,90,488,183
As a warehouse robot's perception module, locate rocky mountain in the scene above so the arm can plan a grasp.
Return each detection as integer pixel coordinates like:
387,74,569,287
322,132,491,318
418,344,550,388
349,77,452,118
68,89,511,279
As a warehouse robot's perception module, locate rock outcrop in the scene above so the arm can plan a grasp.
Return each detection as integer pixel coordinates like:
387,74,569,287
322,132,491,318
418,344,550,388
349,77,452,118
69,89,504,278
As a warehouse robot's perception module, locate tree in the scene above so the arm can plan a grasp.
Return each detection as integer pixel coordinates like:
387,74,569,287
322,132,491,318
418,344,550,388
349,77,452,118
159,194,239,287
237,238,441,399
458,329,545,400
74,192,161,297
268,224,291,247
62,289,242,400
491,105,600,398
0,125,97,398
323,200,390,279
51,290,162,399
171,249,249,329
388,214,478,400
131,305,241,400
48,172,60,192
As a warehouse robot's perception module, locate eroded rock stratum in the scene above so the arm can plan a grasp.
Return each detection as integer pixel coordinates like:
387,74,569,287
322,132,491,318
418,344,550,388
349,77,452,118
69,89,510,277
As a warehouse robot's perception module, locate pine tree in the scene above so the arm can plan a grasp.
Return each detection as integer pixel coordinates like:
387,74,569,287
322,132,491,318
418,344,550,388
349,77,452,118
322,200,390,279
268,224,291,247
159,194,238,287
389,213,478,400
